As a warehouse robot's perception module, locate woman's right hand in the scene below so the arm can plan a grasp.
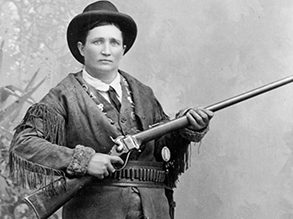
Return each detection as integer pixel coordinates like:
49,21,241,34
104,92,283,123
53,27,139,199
87,153,124,179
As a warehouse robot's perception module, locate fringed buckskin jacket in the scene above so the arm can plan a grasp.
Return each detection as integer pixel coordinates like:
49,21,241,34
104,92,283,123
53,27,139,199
9,70,208,219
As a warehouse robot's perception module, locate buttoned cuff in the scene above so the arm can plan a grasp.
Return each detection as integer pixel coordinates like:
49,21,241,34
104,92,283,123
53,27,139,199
66,145,95,176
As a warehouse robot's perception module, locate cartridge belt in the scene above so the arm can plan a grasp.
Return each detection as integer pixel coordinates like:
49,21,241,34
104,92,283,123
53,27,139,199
98,161,166,188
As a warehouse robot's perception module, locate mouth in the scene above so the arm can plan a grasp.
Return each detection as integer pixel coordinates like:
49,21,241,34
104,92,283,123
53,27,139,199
99,59,112,63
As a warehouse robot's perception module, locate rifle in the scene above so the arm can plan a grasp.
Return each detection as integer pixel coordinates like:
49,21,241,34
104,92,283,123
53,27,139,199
24,75,293,219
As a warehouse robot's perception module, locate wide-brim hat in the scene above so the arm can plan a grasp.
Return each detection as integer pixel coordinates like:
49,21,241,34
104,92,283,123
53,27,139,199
67,1,137,64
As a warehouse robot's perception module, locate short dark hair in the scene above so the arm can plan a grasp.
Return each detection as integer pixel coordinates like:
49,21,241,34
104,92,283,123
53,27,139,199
78,20,125,45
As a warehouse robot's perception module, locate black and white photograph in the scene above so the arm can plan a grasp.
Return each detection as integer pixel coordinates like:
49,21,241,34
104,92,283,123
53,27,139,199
1,1,293,219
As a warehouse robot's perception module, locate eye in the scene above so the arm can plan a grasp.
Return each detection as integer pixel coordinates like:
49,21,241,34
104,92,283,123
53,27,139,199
110,39,121,46
92,39,104,45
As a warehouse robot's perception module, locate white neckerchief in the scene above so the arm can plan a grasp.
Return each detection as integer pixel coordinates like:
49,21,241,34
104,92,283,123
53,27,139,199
82,69,122,103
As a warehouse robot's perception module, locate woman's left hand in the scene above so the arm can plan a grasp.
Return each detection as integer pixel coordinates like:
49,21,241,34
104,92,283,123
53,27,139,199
185,108,214,131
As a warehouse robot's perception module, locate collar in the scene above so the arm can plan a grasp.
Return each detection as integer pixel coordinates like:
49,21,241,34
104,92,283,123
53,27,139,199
82,69,122,99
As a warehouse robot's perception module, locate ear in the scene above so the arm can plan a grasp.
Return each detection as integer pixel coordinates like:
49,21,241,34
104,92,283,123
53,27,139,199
77,42,85,57
123,45,126,55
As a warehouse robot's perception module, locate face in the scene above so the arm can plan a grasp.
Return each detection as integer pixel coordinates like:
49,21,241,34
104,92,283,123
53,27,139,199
77,24,125,80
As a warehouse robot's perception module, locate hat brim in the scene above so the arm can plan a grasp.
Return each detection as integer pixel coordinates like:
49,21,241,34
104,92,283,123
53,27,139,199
67,11,137,64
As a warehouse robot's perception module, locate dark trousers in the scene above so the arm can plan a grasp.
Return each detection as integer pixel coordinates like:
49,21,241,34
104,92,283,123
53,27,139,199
63,186,146,219
126,187,145,219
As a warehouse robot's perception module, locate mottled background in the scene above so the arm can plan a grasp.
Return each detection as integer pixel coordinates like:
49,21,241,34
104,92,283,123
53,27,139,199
1,0,293,218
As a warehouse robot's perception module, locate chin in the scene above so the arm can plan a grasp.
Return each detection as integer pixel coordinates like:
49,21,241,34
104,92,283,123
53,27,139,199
94,67,116,75
98,68,114,73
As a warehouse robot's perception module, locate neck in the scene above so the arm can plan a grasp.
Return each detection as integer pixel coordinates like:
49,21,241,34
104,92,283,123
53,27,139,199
85,67,118,84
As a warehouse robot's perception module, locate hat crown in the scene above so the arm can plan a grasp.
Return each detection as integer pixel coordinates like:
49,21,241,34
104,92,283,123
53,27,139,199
83,1,119,13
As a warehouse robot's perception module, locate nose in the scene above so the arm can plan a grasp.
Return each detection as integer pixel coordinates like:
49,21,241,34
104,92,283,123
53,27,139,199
101,43,111,56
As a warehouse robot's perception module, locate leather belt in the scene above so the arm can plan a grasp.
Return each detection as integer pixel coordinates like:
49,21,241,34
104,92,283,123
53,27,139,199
98,161,166,188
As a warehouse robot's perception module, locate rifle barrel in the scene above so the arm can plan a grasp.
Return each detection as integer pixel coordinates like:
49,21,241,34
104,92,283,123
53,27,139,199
134,75,293,144
206,75,293,112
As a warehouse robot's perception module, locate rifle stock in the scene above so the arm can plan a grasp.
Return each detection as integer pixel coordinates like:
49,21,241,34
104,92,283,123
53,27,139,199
23,75,293,219
24,176,93,219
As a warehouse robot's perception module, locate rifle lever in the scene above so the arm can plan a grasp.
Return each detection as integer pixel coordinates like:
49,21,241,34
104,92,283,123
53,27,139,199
109,135,140,170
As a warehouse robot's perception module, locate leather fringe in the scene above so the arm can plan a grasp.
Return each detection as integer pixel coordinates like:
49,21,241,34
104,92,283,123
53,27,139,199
154,108,192,189
15,103,66,144
165,135,191,188
9,152,65,190
9,103,66,192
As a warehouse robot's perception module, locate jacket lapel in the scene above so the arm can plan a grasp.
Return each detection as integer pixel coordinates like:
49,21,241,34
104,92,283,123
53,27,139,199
119,71,152,130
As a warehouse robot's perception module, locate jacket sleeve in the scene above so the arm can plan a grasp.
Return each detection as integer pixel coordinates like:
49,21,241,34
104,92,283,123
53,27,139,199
9,88,95,190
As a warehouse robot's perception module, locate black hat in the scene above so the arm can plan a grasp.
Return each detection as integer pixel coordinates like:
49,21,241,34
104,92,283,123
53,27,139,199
67,1,137,64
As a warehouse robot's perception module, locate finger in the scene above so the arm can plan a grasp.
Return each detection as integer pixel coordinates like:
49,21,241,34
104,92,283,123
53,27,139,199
105,157,117,173
195,109,213,126
189,107,214,118
116,144,124,152
107,164,116,174
186,112,203,129
109,155,124,165
103,169,110,177
192,109,209,121
191,108,214,124
97,174,104,180
200,108,214,118
187,110,206,127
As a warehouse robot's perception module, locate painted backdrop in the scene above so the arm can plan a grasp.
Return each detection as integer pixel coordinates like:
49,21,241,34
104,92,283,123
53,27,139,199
1,0,293,218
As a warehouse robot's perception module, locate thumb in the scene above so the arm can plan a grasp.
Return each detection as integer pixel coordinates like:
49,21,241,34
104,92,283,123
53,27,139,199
109,155,124,165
